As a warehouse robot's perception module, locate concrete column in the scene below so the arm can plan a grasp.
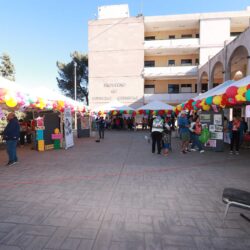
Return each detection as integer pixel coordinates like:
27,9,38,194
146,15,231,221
197,76,201,94
208,57,213,90
247,57,250,75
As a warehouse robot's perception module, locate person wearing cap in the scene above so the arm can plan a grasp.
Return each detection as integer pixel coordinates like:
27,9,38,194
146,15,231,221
3,112,20,166
151,115,164,154
178,111,190,154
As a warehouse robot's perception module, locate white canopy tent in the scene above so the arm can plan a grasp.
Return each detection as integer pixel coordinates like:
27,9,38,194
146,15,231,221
194,75,250,101
137,101,174,111
194,80,234,101
93,100,134,112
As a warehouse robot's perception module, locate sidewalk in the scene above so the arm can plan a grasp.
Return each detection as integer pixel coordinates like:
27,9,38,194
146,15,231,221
0,131,250,250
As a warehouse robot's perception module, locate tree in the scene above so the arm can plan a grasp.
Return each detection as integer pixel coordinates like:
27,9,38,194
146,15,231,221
56,51,88,105
0,53,15,81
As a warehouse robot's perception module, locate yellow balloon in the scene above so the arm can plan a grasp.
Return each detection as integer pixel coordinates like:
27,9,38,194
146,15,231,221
6,97,17,108
176,105,182,111
58,100,65,108
237,86,247,95
54,128,60,134
235,94,246,102
202,104,210,111
213,95,222,105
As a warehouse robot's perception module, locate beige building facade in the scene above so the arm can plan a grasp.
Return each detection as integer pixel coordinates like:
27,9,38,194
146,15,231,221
88,4,250,109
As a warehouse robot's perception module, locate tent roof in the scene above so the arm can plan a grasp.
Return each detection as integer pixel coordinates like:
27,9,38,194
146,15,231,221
194,80,234,101
194,75,250,101
137,101,174,110
93,100,134,112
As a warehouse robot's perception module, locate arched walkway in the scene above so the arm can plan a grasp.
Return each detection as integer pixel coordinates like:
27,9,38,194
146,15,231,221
200,71,208,93
228,45,249,80
211,62,224,87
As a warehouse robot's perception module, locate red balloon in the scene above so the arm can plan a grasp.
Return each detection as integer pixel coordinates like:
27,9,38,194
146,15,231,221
225,86,238,98
247,84,250,90
228,97,236,105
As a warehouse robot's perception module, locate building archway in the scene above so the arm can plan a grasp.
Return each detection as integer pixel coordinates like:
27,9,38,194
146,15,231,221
200,71,209,93
228,45,249,80
211,61,224,87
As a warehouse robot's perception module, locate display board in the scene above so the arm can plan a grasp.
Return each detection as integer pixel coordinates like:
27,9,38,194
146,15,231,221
200,111,224,152
77,115,90,138
43,113,60,146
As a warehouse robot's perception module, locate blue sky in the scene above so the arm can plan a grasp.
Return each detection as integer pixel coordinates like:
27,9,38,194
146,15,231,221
1,0,250,92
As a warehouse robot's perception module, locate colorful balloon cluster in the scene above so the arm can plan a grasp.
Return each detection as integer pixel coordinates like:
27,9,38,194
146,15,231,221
0,88,87,113
174,83,250,114
97,109,173,116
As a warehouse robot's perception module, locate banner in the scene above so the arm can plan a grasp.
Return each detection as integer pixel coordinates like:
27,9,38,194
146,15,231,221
64,108,74,149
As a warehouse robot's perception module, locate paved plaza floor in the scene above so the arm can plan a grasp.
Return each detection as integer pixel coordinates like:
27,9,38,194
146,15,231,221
0,131,250,250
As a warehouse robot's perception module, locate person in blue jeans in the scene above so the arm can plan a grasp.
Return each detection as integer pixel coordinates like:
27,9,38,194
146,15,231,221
3,113,20,166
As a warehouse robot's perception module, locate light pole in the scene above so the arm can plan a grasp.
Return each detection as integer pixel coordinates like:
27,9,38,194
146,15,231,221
74,61,77,130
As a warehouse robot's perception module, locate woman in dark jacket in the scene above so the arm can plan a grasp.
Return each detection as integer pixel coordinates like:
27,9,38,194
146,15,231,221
3,113,20,166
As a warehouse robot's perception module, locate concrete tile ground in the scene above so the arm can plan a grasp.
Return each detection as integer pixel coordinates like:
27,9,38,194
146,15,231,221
0,130,249,250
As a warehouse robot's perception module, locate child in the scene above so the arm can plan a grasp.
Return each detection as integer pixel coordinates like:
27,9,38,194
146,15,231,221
162,123,171,156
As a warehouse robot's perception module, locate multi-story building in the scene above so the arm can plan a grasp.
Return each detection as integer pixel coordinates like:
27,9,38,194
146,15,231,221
88,4,250,109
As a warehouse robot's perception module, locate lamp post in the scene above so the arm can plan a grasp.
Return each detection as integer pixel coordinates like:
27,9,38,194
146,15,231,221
74,61,77,130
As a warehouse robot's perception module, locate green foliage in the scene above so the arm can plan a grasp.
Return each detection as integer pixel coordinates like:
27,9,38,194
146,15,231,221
56,51,88,105
0,53,15,81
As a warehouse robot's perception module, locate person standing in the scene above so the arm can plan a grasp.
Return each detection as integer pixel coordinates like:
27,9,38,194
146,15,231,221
229,116,241,155
151,115,164,154
3,113,20,166
190,116,204,153
178,111,190,154
98,116,105,139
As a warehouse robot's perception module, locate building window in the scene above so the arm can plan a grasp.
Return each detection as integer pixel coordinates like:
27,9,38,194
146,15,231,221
201,84,208,93
180,84,192,93
181,59,192,65
181,34,192,38
230,32,242,37
195,58,199,65
169,35,175,39
195,84,197,93
196,34,200,38
144,85,155,94
168,84,179,93
144,61,155,67
168,60,175,66
145,36,155,40
213,83,220,87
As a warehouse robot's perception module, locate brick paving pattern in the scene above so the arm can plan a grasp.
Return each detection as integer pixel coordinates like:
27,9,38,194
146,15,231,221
0,131,250,250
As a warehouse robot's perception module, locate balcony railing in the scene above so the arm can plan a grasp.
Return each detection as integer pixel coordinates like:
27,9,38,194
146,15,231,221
144,38,200,50
143,66,198,79
144,93,197,104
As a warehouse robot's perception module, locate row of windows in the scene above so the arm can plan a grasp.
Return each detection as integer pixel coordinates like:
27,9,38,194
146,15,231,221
145,83,209,94
144,59,199,67
145,34,199,40
144,32,242,41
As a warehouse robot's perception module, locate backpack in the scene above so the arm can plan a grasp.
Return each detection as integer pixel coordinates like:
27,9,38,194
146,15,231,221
153,117,163,129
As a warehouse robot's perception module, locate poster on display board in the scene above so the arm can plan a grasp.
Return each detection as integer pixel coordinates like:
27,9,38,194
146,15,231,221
200,111,224,152
64,108,74,149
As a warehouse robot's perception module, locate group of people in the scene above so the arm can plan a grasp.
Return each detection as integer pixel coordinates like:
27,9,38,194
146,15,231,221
178,111,249,155
178,111,204,154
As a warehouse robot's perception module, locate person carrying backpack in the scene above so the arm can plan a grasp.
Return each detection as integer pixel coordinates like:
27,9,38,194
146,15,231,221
151,115,164,154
